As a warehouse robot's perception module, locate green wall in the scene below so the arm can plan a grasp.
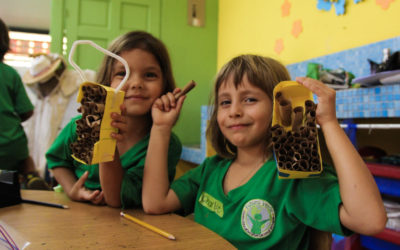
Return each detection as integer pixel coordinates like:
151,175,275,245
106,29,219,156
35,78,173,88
161,0,218,145
50,0,218,146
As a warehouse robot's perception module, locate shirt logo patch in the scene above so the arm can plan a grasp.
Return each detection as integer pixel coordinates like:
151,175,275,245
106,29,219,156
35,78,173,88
198,192,224,217
241,199,275,239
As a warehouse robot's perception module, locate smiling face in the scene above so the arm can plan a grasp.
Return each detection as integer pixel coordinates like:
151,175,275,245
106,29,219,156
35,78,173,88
217,74,273,152
111,48,164,117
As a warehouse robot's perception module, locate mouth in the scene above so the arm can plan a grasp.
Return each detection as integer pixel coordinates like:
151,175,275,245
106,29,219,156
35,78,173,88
125,95,147,100
228,123,248,130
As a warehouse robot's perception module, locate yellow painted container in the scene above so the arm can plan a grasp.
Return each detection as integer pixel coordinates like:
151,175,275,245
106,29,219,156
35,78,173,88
69,40,129,165
272,81,323,179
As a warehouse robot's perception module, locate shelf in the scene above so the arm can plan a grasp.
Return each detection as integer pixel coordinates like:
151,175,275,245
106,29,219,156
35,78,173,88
374,228,400,245
366,163,400,179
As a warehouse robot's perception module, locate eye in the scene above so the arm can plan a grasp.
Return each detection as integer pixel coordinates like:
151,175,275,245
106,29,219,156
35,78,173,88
244,97,257,103
219,99,231,107
145,72,158,79
114,71,126,77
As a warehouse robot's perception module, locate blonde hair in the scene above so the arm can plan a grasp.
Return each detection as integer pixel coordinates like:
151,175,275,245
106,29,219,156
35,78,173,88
96,31,176,94
207,54,291,159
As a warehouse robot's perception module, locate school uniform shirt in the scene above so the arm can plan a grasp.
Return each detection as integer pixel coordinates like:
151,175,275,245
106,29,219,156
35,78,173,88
171,155,350,250
24,69,96,178
46,116,182,208
0,62,34,170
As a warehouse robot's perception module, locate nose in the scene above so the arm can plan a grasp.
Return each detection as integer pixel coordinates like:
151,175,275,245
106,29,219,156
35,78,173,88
229,102,242,118
125,75,143,90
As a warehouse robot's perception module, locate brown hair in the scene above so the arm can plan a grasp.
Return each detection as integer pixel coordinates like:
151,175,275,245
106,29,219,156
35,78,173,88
207,54,291,159
0,18,10,62
96,31,176,94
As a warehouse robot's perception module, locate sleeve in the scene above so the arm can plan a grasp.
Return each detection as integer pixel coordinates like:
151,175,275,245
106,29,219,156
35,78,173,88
167,132,182,182
12,71,33,115
170,158,210,215
46,117,78,170
120,133,182,209
286,164,352,236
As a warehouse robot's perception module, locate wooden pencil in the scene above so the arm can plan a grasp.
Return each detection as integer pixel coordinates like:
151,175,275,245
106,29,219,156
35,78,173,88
120,211,176,240
22,199,69,209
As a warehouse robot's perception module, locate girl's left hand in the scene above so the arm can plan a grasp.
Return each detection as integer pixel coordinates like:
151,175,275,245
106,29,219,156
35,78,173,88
151,88,186,129
296,77,337,127
110,104,128,141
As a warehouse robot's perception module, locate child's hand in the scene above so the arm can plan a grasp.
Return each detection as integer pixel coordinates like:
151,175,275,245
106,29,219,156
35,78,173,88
68,171,105,205
151,88,186,129
110,104,128,142
296,77,337,127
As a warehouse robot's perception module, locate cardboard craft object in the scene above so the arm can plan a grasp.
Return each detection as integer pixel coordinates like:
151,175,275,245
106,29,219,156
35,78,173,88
68,40,128,165
272,81,323,179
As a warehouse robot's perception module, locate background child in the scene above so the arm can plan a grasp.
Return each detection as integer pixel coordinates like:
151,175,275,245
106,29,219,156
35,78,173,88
46,31,182,208
0,18,48,190
142,55,387,249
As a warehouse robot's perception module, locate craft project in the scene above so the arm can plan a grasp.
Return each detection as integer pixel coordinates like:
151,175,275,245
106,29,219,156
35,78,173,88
272,81,323,179
68,40,129,165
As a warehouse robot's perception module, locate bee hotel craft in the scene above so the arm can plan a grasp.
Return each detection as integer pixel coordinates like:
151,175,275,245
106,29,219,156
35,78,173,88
68,40,129,165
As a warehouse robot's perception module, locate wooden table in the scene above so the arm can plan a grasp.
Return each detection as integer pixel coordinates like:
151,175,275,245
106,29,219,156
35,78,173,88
0,190,235,249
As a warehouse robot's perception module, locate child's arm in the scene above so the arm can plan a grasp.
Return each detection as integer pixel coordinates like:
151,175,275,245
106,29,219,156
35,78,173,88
51,168,104,205
142,89,185,214
98,108,127,208
296,77,387,235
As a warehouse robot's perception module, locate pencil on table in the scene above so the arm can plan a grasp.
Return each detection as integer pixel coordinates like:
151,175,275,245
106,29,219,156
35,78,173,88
120,211,176,240
22,199,69,209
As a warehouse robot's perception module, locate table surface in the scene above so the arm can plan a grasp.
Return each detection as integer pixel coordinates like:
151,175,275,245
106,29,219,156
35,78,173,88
0,190,235,249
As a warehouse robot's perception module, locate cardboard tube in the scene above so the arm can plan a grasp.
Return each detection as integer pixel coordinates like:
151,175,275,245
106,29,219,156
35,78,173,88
305,100,316,114
292,106,304,132
271,124,285,137
278,99,292,126
174,80,197,99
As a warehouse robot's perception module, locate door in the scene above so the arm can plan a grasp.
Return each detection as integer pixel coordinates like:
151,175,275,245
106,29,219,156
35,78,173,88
51,0,161,71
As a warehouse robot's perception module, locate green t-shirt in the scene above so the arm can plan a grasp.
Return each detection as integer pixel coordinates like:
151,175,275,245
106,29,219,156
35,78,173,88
171,155,349,250
46,116,182,208
0,62,33,170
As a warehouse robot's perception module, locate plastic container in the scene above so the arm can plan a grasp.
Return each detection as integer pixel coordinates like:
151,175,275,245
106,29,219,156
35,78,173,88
68,40,129,165
272,81,323,179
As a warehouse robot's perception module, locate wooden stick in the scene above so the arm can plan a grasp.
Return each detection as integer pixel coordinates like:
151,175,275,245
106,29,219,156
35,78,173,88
174,80,196,99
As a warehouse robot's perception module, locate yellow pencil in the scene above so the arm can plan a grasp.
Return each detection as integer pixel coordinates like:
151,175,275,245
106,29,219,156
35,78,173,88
120,211,176,240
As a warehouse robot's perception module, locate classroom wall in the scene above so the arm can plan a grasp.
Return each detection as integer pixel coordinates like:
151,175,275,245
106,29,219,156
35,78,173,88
161,0,218,145
217,0,400,68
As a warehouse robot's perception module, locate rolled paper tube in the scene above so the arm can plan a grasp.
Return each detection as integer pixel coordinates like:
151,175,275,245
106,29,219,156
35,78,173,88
306,110,316,123
292,144,301,151
303,147,311,155
272,136,279,143
273,142,281,151
285,162,292,169
286,135,294,144
85,115,101,127
292,131,301,139
306,121,316,128
301,154,310,161
299,160,309,171
271,124,285,137
307,135,316,142
292,106,304,132
311,164,320,171
278,136,287,144
278,161,285,169
284,144,292,152
275,91,283,103
308,127,317,136
278,99,292,126
91,130,100,138
287,149,294,157
311,150,319,158
278,155,286,162
300,141,308,148
305,100,316,114
311,157,320,165
293,152,302,161
93,103,105,113
291,163,299,171
299,126,308,137
278,148,287,156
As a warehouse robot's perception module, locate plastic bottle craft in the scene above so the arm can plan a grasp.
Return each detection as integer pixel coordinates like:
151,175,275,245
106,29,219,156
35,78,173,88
271,81,323,179
68,40,129,165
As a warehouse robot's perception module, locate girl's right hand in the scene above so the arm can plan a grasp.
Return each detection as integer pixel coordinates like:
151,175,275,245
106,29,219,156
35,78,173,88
68,171,105,205
151,88,186,129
